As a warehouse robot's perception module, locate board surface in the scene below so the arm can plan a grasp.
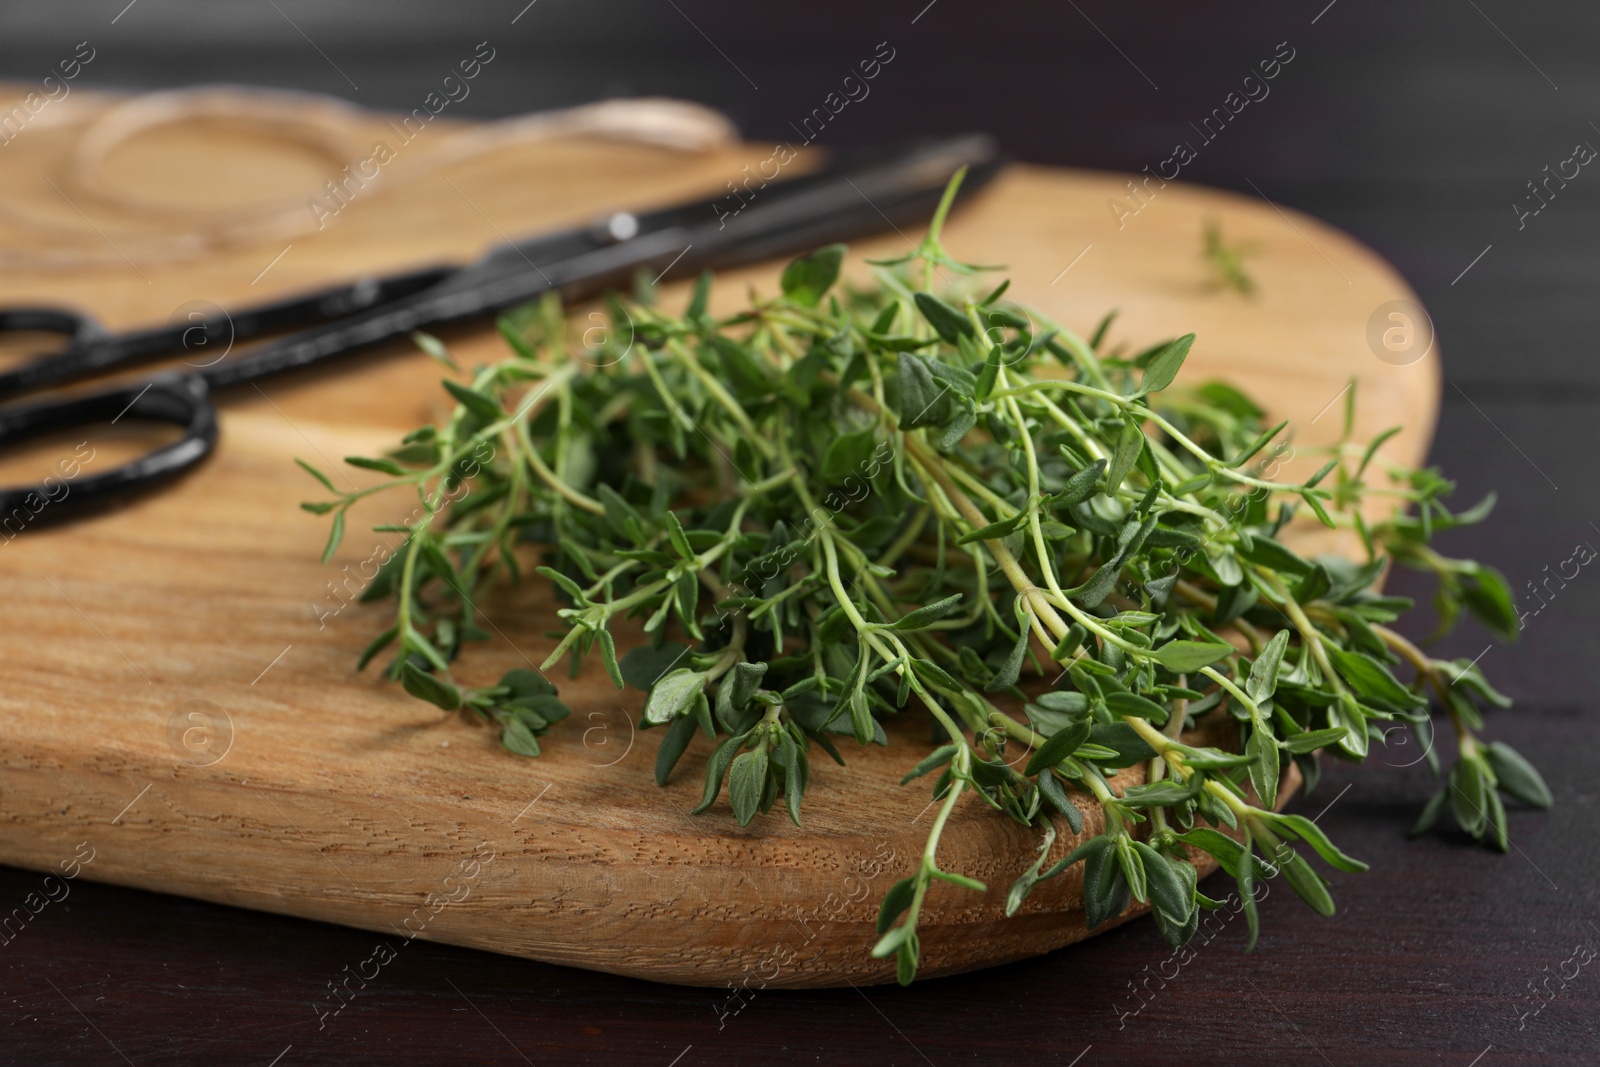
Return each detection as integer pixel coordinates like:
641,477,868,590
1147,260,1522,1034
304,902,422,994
0,88,1438,987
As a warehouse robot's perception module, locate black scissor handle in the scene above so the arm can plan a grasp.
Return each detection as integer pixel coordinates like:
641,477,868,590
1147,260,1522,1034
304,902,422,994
0,375,216,525
0,265,455,404
0,307,106,345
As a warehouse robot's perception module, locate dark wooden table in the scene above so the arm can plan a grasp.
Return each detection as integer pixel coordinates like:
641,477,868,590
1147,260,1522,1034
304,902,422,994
2,1,1597,1063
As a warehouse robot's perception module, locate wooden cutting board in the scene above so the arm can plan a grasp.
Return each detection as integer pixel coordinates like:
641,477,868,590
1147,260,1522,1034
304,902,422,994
0,87,1438,988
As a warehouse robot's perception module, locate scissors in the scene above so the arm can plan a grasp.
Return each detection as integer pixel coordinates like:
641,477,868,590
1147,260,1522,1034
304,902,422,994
0,134,1000,522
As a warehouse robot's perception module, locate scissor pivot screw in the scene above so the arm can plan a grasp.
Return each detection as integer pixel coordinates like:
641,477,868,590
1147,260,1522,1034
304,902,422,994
601,212,639,243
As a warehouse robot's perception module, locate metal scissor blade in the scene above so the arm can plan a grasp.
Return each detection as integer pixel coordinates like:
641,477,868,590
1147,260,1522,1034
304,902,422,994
425,134,1002,309
468,138,994,275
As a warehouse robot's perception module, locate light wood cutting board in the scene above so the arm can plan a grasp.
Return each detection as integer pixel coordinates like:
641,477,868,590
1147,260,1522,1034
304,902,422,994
0,87,1438,988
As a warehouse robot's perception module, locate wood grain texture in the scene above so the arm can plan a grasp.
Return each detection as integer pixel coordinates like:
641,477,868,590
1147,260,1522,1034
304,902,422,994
0,88,1437,988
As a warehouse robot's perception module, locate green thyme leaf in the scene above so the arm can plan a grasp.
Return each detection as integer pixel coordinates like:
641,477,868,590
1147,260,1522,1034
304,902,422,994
1151,640,1234,673
728,747,769,826
643,668,706,726
401,662,460,710
889,594,964,631
1106,420,1144,494
1246,630,1290,704
1327,647,1425,710
780,244,845,307
1024,720,1091,776
1483,741,1553,808
913,291,974,343
1139,334,1195,394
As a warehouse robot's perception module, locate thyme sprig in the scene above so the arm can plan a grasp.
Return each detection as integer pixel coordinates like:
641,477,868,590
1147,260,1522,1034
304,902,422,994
301,172,1546,983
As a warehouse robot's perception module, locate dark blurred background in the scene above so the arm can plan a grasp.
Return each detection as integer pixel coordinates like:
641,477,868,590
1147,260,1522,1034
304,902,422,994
2,2,1596,1064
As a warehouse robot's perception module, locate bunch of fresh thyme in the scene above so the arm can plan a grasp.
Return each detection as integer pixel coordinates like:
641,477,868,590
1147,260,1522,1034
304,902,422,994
300,173,1548,983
